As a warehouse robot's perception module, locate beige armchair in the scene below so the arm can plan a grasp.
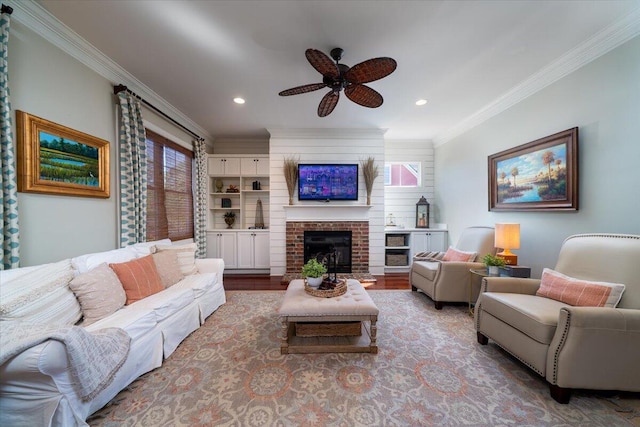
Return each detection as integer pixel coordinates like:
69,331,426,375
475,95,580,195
410,226,496,309
475,233,640,403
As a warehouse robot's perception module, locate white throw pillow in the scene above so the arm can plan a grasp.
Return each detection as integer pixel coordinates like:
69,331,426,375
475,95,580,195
69,263,127,325
155,243,198,276
152,251,185,288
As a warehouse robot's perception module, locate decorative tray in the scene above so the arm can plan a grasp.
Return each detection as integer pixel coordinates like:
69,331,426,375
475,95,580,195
304,279,347,298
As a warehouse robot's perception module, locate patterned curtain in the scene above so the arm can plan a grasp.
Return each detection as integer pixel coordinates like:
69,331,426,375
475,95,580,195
193,138,207,258
116,91,147,247
0,10,19,269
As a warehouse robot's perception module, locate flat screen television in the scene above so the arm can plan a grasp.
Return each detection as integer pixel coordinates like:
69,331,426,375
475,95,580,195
298,164,359,201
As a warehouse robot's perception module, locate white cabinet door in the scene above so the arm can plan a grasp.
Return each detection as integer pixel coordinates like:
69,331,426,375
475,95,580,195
410,232,429,255
254,157,269,176
237,231,270,269
207,232,237,268
252,232,270,268
209,157,240,175
410,231,448,256
236,232,254,269
429,231,447,252
240,157,269,176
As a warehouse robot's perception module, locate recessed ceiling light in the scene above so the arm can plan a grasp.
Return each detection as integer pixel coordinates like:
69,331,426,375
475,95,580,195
233,97,245,104
415,99,427,106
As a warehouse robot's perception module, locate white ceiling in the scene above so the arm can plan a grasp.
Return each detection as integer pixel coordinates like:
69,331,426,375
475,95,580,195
36,0,639,143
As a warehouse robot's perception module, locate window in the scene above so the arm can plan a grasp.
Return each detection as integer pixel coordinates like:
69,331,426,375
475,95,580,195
384,162,421,187
145,129,193,241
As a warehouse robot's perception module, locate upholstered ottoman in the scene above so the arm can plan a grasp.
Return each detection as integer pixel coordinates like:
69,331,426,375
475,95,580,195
279,279,379,354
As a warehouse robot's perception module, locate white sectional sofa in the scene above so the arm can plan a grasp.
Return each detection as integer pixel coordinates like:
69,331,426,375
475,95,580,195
0,240,225,426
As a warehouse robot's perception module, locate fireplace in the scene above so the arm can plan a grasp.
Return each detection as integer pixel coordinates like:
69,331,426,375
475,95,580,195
304,231,352,273
286,221,369,274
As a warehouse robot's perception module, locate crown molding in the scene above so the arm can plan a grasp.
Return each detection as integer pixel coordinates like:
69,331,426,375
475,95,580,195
8,1,638,146
433,7,640,147
7,0,212,141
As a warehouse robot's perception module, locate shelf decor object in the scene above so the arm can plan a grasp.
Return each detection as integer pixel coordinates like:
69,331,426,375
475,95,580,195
416,196,430,228
224,211,236,229
254,199,265,228
283,156,298,205
495,223,520,265
361,156,379,205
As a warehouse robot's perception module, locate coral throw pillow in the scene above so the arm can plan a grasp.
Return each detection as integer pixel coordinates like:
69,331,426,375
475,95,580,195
442,247,477,262
536,268,625,308
110,255,165,305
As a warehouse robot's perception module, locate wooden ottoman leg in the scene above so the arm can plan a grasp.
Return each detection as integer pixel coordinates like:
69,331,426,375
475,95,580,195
369,315,378,354
280,317,290,354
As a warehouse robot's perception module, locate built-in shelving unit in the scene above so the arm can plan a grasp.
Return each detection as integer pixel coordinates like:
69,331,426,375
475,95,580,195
207,155,270,271
384,228,448,272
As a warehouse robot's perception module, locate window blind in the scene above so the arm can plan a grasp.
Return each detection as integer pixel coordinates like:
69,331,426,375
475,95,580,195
145,129,194,241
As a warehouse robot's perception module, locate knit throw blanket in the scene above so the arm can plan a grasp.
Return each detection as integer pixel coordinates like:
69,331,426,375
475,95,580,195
0,322,131,402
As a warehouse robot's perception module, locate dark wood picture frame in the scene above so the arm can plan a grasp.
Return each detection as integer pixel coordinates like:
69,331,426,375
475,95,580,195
489,127,578,211
16,111,110,198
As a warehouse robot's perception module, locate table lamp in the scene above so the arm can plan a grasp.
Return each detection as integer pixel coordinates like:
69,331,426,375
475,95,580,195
495,223,520,265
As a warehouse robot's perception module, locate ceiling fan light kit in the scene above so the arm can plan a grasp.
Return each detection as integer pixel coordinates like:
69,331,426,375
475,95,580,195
279,48,397,117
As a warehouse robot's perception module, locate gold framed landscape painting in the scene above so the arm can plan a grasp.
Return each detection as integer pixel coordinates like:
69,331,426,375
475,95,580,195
16,111,110,198
488,127,578,211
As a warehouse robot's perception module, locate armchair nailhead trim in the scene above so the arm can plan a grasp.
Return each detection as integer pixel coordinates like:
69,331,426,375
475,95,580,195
551,308,572,384
480,330,544,376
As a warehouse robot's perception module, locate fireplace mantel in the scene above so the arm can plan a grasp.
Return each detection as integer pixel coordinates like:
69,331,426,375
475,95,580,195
283,205,372,222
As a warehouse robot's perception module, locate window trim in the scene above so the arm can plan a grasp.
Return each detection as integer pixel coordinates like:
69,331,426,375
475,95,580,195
384,161,422,187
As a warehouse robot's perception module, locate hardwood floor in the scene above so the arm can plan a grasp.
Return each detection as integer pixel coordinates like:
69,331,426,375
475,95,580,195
223,273,411,290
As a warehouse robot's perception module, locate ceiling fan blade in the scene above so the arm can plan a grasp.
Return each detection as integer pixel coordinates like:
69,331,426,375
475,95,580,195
306,49,339,79
345,84,383,108
279,83,327,96
345,57,397,84
318,91,339,117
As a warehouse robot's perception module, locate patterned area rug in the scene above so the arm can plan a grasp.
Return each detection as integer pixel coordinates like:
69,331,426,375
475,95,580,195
89,291,640,426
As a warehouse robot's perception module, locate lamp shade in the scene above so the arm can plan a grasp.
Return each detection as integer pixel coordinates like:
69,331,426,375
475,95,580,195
495,223,520,250
495,223,520,265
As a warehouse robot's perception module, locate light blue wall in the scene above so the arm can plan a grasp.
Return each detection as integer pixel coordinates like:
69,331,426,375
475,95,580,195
9,20,118,266
435,36,640,277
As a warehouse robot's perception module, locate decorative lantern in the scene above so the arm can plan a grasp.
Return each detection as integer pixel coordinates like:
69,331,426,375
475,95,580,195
416,196,430,228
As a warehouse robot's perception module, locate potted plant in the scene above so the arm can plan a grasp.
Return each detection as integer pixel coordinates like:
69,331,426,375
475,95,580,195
224,211,236,229
482,254,506,275
301,258,327,287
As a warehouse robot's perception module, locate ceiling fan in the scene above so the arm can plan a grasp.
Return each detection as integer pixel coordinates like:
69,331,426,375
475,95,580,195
279,48,397,117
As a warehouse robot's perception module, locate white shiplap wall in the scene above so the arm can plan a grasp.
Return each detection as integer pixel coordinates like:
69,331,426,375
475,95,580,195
384,140,438,229
268,129,386,275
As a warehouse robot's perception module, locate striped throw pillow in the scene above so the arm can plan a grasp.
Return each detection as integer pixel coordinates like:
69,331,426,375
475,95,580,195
0,259,82,325
155,243,198,276
536,268,625,308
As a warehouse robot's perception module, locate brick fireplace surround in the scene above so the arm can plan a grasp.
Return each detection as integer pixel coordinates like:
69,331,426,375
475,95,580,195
286,221,369,274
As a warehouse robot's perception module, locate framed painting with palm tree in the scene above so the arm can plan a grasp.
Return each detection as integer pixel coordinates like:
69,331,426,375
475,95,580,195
488,128,578,211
